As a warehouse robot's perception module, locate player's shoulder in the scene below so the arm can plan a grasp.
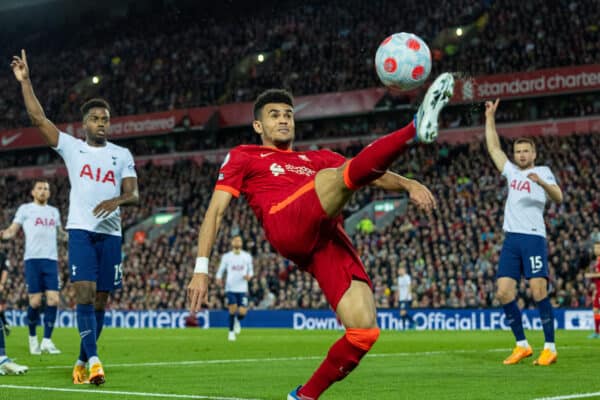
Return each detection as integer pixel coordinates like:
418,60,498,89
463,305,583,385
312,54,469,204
230,145,262,155
106,141,132,155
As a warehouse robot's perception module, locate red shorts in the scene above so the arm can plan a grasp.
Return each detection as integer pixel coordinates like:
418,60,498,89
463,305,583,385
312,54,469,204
594,291,600,309
263,180,371,310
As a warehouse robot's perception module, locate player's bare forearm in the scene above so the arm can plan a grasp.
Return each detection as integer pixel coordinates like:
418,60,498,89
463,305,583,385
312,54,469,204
585,273,600,279
0,223,20,240
114,190,139,207
541,182,563,203
372,171,414,191
20,80,59,147
485,118,507,172
197,190,232,258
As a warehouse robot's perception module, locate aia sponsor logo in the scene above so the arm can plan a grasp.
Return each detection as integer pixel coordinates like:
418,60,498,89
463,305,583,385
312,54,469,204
510,179,531,193
34,217,56,227
79,164,116,185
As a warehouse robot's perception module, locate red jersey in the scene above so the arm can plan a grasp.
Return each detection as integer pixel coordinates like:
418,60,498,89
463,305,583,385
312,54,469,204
595,258,600,292
215,145,346,222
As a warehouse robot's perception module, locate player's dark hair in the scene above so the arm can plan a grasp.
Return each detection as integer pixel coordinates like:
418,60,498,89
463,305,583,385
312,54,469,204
253,89,294,120
32,179,49,189
80,98,111,119
514,137,536,151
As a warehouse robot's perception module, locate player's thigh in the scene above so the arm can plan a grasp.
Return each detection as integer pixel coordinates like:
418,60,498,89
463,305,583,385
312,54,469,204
497,235,522,281
520,234,549,280
227,304,238,314
24,259,43,294
314,165,354,217
96,234,123,292
238,306,248,316
528,277,548,301
41,259,60,293
68,230,100,283
336,280,377,329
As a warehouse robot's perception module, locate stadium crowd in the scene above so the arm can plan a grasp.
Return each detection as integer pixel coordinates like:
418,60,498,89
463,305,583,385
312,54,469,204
1,132,599,312
0,0,597,130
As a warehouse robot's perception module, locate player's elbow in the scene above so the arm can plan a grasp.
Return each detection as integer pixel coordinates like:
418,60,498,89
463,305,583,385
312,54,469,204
28,112,46,126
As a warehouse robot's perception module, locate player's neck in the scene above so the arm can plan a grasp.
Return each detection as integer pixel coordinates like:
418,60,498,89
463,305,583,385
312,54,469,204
33,200,47,206
233,249,241,254
86,137,107,148
261,140,292,152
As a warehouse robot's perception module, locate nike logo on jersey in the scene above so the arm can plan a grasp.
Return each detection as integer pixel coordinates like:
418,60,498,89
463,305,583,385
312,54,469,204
1,132,22,147
260,152,275,158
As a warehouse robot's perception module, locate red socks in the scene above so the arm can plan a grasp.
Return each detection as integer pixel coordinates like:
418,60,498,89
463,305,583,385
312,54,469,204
298,328,380,399
344,121,416,190
595,314,600,334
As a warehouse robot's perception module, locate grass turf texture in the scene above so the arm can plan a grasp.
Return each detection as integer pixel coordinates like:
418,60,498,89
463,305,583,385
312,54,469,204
0,327,598,400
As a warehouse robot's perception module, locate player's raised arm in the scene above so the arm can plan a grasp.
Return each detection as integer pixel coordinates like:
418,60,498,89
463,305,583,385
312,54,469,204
0,223,21,240
187,189,233,312
484,99,508,173
372,171,437,213
11,49,59,147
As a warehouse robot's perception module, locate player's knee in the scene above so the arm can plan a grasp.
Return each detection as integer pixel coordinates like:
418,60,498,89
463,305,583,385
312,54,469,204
345,327,381,352
29,296,42,308
532,288,548,302
496,289,514,304
74,282,96,305
94,292,109,311
46,293,59,306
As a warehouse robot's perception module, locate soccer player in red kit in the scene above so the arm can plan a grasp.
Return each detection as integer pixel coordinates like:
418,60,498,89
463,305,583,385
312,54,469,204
188,73,454,399
585,236,600,338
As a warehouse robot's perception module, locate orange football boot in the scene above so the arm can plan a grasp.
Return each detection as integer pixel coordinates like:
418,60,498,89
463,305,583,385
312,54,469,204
503,345,533,365
72,364,89,384
89,362,105,385
533,349,557,366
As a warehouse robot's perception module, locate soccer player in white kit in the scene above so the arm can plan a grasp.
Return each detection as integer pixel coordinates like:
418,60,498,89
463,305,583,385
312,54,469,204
12,50,139,385
216,235,253,341
485,99,563,366
396,266,414,330
1,180,65,355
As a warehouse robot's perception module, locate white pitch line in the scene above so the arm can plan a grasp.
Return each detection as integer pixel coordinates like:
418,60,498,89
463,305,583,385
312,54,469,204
0,384,263,400
44,347,510,370
532,392,600,400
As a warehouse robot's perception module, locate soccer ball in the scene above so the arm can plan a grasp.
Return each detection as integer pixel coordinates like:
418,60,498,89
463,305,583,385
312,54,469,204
375,32,432,91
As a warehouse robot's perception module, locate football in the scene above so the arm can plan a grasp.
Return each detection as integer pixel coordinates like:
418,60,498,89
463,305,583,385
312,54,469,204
375,32,432,91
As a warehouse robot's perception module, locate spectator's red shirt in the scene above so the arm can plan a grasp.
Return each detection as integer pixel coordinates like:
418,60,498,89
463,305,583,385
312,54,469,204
215,145,346,222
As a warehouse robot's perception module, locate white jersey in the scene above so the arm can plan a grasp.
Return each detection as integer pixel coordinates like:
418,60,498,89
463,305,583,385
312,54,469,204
502,161,556,238
397,275,412,302
54,131,137,236
216,250,253,293
13,202,60,261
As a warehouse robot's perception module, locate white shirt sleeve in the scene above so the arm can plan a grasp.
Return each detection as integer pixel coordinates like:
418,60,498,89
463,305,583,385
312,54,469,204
216,256,226,279
501,160,517,178
53,131,80,162
247,254,254,278
122,149,137,179
55,208,62,228
12,205,26,225
541,167,557,185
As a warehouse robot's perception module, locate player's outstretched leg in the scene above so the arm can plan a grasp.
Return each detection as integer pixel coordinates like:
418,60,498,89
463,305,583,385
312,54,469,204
342,73,454,190
290,281,379,399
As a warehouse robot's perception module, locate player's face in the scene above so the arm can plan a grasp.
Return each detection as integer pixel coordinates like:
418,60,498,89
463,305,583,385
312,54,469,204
513,143,536,169
594,243,600,257
84,107,111,146
31,182,50,204
253,103,295,149
231,236,243,250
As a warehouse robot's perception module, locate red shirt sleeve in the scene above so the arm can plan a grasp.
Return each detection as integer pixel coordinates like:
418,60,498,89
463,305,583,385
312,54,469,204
215,148,247,197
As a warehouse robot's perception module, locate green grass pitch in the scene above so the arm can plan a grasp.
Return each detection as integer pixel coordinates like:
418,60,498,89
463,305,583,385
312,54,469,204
0,327,598,400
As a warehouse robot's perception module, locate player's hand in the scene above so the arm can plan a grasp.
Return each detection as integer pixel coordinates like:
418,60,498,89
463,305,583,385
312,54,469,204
187,273,209,312
93,199,120,219
10,49,30,82
215,278,223,287
484,98,499,119
527,172,543,185
407,181,437,213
